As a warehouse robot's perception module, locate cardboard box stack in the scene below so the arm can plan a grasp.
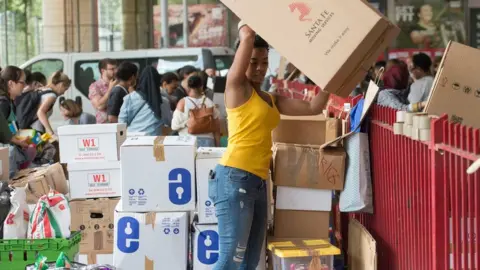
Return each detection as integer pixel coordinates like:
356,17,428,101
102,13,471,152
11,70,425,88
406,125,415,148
113,136,195,269
193,147,267,270
270,115,344,266
57,123,127,264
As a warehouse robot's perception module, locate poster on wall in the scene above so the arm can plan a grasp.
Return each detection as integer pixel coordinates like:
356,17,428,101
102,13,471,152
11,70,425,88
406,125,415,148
394,0,466,49
153,4,228,48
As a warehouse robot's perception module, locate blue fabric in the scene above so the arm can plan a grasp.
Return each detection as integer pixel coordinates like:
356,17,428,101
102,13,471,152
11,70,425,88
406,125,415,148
197,137,215,148
350,99,365,133
209,165,267,270
119,91,165,136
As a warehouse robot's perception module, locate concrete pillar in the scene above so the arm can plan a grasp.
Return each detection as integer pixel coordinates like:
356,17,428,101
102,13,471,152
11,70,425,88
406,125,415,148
122,0,154,50
42,0,99,53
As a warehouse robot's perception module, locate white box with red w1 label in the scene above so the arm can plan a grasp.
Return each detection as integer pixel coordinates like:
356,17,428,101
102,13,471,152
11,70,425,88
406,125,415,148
67,161,121,200
120,136,197,212
58,124,126,163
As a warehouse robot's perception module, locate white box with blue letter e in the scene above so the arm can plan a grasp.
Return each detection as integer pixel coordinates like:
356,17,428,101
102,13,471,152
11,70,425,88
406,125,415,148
113,204,188,270
120,136,196,212
193,224,266,270
196,147,226,224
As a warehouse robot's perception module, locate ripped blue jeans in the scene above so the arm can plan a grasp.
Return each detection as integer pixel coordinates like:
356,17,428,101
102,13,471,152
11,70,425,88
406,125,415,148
208,165,267,270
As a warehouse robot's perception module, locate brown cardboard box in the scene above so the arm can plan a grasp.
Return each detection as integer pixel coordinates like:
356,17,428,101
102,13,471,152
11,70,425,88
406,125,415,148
348,219,377,270
70,198,119,254
0,147,9,181
425,41,480,128
220,0,400,97
10,163,68,203
272,115,341,145
274,210,330,239
273,143,346,190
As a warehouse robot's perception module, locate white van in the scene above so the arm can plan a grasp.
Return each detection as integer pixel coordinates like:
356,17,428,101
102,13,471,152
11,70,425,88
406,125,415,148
19,47,234,130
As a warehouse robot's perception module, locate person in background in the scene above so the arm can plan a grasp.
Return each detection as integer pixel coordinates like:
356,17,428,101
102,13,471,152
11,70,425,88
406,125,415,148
171,75,220,147
205,67,217,78
210,23,330,269
119,66,168,135
172,65,197,105
408,53,434,104
433,55,442,76
0,66,36,177
60,99,96,125
160,72,179,111
199,70,214,100
23,70,47,92
107,61,138,123
89,58,117,123
31,71,71,135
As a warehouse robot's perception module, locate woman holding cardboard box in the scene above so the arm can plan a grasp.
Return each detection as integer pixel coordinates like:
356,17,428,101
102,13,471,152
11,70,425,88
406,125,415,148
209,22,330,269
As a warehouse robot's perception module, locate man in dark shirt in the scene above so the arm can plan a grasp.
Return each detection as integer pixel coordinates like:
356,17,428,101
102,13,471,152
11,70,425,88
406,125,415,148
107,62,138,123
172,65,198,106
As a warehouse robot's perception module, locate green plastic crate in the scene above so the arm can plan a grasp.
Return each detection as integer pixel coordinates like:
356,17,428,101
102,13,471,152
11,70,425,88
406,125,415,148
0,231,81,270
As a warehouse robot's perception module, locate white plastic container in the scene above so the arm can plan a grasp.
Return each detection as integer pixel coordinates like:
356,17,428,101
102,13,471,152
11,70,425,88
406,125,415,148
268,239,341,270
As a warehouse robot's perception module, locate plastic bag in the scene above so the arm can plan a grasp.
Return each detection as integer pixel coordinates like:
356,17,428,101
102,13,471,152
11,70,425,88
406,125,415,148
28,189,71,239
55,252,73,268
33,254,49,270
0,181,12,239
3,187,29,239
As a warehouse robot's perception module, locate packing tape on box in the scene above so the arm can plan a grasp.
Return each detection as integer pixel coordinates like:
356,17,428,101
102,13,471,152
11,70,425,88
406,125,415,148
411,127,420,141
396,111,406,123
393,123,403,135
420,129,431,142
405,113,414,125
403,124,412,137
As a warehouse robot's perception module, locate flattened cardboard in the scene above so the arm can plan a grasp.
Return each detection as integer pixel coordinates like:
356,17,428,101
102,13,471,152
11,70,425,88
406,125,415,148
70,198,119,254
272,115,341,145
274,143,345,190
348,219,377,270
0,147,9,181
220,0,399,97
425,41,480,128
274,210,329,239
10,163,68,203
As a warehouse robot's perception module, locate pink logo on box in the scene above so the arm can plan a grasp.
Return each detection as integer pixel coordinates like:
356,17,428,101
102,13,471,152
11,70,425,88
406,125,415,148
77,137,99,152
88,173,110,187
289,2,312,22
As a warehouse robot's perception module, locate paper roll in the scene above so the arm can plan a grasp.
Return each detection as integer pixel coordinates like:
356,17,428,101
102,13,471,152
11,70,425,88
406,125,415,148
411,127,420,141
418,115,431,129
405,113,414,125
393,123,403,135
420,129,431,142
403,124,412,137
396,111,406,123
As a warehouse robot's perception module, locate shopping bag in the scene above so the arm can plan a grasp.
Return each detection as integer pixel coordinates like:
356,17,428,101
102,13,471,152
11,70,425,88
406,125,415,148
3,187,29,239
28,189,71,239
339,100,373,213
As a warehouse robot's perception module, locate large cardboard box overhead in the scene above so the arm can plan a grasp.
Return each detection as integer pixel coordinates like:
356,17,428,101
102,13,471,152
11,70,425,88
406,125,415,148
10,163,68,203
70,198,119,254
120,136,196,212
57,123,126,163
220,0,400,97
272,115,340,145
113,206,188,270
273,143,345,190
425,41,480,128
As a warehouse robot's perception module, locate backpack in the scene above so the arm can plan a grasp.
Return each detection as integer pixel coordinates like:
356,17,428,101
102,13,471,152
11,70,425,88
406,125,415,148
15,89,57,129
186,97,216,135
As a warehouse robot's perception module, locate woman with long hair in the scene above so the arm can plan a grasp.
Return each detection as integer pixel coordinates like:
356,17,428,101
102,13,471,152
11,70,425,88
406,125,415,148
171,74,220,147
60,99,96,125
119,66,171,135
209,23,330,269
0,66,36,177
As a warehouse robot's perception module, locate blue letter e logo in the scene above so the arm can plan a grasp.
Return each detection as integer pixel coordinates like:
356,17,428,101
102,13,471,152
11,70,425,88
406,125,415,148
197,230,219,265
169,168,192,205
117,217,140,253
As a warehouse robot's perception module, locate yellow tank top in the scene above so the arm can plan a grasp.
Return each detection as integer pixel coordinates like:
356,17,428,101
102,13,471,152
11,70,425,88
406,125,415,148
219,90,280,179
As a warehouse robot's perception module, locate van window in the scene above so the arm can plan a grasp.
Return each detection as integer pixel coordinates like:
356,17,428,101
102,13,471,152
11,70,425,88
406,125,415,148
153,55,200,74
24,59,64,79
214,55,233,70
74,58,145,98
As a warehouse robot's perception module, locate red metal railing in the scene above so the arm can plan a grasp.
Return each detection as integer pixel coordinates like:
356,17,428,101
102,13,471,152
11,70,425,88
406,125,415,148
348,105,480,270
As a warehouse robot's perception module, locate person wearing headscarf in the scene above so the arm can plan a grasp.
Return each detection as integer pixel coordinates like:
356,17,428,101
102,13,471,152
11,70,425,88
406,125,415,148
118,67,171,135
